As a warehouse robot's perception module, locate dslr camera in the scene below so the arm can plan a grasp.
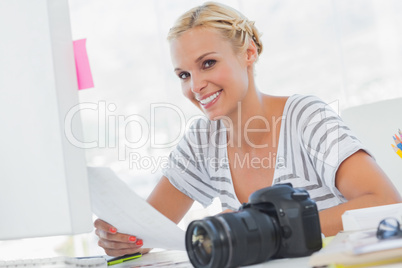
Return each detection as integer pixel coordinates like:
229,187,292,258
185,184,322,268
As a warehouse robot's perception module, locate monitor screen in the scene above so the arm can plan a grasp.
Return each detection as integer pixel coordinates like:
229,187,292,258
0,0,93,240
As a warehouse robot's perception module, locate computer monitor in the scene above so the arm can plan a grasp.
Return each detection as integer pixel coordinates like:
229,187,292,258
0,0,93,240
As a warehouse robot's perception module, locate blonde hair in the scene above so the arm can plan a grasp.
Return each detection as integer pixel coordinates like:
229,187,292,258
167,1,263,57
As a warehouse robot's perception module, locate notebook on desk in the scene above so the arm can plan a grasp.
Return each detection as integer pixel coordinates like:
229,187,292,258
341,203,402,232
309,230,402,268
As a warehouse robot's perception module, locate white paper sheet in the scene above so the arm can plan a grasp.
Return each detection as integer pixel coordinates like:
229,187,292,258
87,167,185,250
341,203,402,231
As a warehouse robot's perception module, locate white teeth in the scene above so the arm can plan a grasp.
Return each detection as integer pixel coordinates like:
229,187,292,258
199,91,221,105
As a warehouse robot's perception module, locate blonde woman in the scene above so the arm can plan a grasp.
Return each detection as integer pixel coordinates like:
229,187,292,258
95,2,401,256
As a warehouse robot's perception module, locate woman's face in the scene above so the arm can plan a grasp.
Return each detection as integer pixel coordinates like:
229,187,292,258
170,27,253,120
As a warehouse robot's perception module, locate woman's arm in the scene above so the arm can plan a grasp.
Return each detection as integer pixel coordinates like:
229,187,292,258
319,150,402,236
147,176,194,224
94,176,194,256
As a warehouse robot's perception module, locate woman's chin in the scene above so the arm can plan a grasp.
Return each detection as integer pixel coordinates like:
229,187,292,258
196,104,226,121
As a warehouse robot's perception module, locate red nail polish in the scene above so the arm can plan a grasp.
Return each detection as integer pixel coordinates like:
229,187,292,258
136,239,143,246
129,236,137,242
109,227,117,233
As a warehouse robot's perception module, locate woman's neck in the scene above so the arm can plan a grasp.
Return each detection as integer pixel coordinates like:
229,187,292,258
223,89,272,150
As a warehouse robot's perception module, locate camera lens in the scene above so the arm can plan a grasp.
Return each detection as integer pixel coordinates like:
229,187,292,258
185,209,280,268
191,226,212,265
186,217,230,268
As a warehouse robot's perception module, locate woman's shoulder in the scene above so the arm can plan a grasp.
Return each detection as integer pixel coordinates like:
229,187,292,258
264,94,325,111
263,94,328,119
286,94,326,107
283,94,333,117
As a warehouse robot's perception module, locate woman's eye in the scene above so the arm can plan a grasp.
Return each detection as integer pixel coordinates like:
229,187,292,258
203,59,216,69
178,72,190,80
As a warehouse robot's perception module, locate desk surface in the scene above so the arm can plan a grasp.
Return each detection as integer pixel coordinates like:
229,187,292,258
113,249,402,268
114,250,311,267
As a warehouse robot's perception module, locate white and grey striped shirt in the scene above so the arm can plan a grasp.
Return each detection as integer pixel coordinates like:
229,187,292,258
162,95,369,211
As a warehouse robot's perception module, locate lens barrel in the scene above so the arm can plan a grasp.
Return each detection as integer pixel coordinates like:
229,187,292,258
185,209,280,268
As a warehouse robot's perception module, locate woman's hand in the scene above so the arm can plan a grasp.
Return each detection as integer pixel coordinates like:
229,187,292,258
93,177,193,257
220,209,234,214
94,219,149,256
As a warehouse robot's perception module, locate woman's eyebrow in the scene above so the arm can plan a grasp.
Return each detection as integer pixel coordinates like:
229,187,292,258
195,52,217,63
174,52,218,72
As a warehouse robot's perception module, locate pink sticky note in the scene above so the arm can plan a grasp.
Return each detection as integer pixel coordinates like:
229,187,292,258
73,39,94,90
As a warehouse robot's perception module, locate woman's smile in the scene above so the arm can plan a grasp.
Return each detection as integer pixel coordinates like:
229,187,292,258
196,89,223,108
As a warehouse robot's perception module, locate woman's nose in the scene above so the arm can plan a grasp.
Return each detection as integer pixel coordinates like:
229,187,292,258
190,74,207,93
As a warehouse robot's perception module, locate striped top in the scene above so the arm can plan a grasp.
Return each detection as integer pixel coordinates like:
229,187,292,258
162,95,369,211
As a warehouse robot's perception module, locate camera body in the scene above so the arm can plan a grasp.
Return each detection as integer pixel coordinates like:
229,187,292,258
242,183,322,258
185,184,322,268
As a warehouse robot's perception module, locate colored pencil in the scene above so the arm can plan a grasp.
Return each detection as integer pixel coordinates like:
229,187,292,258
391,144,402,158
393,135,402,150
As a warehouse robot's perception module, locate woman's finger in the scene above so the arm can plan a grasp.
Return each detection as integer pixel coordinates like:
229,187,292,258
94,219,117,234
95,229,141,244
98,238,143,250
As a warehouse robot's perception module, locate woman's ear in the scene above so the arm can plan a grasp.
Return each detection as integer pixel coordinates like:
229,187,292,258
245,39,258,66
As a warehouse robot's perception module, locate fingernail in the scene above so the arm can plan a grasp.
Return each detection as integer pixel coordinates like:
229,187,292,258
109,227,117,234
136,239,143,246
129,236,137,242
